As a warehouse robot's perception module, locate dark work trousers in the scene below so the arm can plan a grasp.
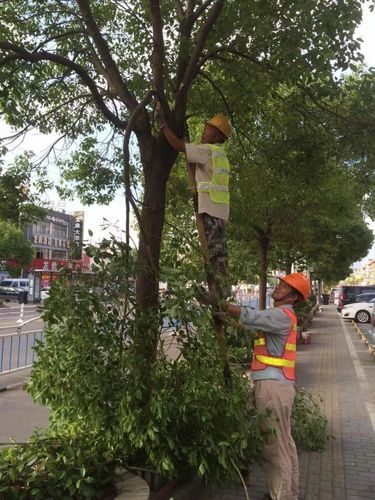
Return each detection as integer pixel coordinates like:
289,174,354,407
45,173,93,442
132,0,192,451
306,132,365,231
202,213,229,299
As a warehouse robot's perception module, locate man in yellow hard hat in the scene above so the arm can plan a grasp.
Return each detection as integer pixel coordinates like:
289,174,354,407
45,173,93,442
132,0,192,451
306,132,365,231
220,272,311,500
156,103,232,298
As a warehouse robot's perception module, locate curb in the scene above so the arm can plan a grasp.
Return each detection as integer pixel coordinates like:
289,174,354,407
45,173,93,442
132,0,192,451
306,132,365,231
352,321,375,359
0,381,26,392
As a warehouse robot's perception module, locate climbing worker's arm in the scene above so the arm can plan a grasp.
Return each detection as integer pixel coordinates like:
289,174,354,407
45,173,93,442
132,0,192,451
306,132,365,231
161,125,186,153
155,101,185,153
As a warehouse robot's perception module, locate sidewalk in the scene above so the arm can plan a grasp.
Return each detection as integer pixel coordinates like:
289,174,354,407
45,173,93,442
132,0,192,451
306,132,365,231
1,306,375,499
198,305,375,499
0,368,49,445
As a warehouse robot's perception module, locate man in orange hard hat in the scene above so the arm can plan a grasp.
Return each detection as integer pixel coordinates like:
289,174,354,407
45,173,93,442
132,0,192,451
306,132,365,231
156,103,232,298
222,272,310,500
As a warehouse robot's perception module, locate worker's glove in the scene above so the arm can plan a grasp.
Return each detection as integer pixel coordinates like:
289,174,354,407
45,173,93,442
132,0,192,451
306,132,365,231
154,101,167,129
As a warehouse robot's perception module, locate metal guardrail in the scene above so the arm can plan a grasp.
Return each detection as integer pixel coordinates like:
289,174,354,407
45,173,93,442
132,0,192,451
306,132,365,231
0,310,44,376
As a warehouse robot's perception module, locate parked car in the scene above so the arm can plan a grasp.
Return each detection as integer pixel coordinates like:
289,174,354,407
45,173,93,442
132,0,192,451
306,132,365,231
41,288,50,301
341,298,375,323
0,278,29,291
337,285,375,312
354,293,375,303
0,285,26,302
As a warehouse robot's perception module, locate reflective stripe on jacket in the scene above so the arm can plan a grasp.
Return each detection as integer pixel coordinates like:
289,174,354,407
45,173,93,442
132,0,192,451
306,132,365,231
197,144,230,204
250,307,297,381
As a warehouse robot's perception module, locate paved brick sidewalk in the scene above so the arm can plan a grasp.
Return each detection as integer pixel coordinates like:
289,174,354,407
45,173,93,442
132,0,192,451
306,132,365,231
198,305,375,500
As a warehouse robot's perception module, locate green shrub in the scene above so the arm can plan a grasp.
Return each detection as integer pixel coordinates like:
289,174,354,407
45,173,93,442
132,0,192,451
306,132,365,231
292,387,331,451
0,431,121,499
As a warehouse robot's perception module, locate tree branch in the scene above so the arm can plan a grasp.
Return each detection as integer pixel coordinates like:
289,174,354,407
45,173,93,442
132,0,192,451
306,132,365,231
198,70,232,117
33,29,84,52
0,41,127,129
76,0,138,111
192,0,217,22
123,90,158,271
175,0,221,95
174,0,185,21
148,0,165,97
181,0,225,91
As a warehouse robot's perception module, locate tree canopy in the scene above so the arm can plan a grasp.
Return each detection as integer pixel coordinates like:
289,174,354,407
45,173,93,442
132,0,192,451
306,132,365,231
0,152,50,225
0,220,34,269
0,0,374,341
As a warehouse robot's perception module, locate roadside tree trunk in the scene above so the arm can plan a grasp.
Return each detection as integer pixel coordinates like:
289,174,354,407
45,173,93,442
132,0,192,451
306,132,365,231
134,129,178,363
256,228,271,310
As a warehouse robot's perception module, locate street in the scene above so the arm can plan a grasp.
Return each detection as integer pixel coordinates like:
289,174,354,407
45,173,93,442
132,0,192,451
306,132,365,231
0,303,43,334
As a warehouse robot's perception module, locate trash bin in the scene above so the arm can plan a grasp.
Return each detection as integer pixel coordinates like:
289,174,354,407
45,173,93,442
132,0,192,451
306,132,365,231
18,290,28,304
322,293,330,305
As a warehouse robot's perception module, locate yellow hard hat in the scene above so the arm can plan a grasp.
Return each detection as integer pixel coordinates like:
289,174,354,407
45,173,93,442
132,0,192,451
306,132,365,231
206,115,232,139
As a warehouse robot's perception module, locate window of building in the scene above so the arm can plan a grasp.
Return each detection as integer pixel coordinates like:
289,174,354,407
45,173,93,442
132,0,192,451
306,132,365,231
33,222,50,235
35,248,48,259
52,223,67,239
51,250,67,259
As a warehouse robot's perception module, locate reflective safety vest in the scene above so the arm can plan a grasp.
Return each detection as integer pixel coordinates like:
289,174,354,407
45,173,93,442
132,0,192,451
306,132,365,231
250,308,297,381
196,144,230,205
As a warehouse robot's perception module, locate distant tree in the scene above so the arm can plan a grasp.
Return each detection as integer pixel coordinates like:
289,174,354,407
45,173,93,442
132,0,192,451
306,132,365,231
0,220,34,272
0,152,50,225
229,87,375,307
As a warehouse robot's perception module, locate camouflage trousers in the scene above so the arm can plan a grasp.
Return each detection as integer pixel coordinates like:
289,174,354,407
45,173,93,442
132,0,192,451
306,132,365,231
202,213,229,299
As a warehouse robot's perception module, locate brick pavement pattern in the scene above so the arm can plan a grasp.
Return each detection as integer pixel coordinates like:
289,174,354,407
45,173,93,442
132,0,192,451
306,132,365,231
198,305,375,500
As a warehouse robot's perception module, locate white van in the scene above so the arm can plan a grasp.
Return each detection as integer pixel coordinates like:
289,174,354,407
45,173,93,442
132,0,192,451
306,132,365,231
0,278,29,291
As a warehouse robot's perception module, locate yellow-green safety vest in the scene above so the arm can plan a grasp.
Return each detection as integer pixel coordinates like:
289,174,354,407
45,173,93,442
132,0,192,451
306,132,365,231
197,144,230,205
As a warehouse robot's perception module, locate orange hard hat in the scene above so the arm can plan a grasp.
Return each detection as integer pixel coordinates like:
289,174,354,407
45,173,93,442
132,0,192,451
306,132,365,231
279,272,311,301
206,115,232,139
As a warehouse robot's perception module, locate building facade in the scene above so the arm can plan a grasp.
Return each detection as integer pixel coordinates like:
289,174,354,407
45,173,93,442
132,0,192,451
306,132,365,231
24,209,79,261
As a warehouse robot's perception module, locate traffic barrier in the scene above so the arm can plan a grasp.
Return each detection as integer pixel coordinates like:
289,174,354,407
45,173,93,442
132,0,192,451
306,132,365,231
0,316,44,376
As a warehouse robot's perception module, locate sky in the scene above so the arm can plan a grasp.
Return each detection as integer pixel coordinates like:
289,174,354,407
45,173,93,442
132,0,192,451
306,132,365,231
1,5,375,254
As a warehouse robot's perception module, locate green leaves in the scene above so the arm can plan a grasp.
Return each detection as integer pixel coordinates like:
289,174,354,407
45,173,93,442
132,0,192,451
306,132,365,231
0,430,121,498
0,152,50,226
0,220,34,266
292,388,331,451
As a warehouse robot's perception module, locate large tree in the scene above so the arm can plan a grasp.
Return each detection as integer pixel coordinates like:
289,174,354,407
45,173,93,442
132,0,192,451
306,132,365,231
0,0,368,360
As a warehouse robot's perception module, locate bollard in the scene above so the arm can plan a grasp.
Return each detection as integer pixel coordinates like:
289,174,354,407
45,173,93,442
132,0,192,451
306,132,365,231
16,303,24,325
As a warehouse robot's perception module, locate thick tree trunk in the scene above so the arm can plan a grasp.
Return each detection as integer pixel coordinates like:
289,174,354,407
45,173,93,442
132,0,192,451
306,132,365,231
134,133,177,363
258,232,269,310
